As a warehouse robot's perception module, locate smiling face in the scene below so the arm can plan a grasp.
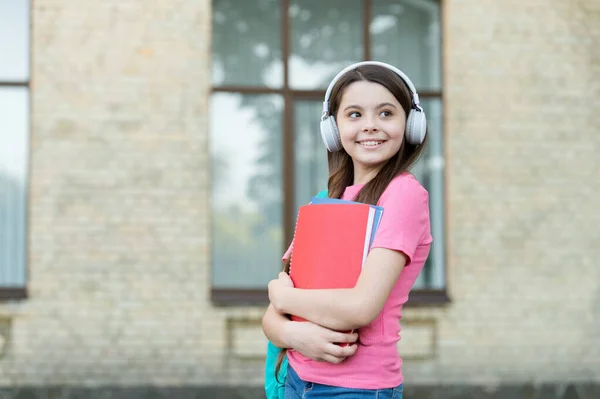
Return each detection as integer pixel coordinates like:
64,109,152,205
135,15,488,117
335,80,407,184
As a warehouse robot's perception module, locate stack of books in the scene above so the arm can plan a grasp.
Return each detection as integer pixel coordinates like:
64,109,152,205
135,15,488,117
288,196,383,333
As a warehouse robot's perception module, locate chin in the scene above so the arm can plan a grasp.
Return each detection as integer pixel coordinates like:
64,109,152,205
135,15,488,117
355,158,389,169
355,151,394,164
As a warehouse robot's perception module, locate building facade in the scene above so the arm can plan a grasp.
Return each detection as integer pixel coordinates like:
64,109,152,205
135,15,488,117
0,0,599,397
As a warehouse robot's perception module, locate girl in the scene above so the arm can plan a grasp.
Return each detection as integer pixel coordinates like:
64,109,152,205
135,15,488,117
262,61,432,399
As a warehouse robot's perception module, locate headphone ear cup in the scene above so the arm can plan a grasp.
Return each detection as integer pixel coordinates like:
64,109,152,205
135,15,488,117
320,116,343,152
405,109,427,145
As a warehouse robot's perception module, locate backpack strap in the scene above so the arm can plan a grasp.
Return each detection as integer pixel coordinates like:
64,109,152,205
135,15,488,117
315,189,328,199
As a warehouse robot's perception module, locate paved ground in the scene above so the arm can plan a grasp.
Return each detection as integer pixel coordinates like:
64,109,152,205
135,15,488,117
0,384,598,399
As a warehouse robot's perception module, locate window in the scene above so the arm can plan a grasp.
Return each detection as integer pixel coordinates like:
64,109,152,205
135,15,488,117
211,0,446,305
0,0,30,300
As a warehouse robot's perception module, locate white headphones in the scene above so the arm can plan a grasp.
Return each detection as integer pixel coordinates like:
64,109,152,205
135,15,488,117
320,61,427,152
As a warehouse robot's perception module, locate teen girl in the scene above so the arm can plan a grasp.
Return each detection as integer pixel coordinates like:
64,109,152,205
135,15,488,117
262,61,432,399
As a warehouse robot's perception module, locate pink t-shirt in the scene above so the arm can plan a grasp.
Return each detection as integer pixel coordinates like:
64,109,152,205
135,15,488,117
283,172,432,389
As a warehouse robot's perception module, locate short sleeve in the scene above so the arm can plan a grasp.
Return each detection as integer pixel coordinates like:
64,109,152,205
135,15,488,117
370,175,432,265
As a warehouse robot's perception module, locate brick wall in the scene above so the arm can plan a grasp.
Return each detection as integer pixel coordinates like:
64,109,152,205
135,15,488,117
0,0,598,389
1,0,237,385
425,0,600,384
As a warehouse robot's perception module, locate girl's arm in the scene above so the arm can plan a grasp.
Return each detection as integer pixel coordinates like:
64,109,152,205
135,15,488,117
261,304,359,363
269,247,407,331
261,304,293,349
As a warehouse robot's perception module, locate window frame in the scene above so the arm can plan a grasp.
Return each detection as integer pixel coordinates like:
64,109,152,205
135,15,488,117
0,2,31,301
210,0,448,307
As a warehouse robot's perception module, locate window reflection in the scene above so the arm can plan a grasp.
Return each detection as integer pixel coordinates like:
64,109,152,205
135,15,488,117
371,0,441,91
212,0,283,88
294,100,329,213
0,87,28,286
0,0,30,82
210,93,284,288
411,98,445,289
289,0,363,90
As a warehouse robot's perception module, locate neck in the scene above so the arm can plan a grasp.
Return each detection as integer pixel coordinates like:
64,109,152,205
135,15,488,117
353,164,384,185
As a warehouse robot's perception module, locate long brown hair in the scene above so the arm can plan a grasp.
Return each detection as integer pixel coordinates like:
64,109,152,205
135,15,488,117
273,64,427,380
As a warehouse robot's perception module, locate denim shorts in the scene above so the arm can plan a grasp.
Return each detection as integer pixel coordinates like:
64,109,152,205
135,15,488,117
284,364,403,399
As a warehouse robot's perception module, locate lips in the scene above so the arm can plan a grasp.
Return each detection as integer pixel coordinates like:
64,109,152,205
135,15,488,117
357,140,386,147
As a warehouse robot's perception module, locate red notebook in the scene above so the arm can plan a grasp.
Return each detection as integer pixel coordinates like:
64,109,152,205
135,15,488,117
289,203,377,325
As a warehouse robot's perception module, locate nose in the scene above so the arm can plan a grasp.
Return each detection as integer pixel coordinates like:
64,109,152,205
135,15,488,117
361,121,379,133
362,112,379,133
361,113,379,133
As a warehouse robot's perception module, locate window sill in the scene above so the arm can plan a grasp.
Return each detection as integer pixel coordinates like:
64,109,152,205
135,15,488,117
0,288,27,302
211,288,450,308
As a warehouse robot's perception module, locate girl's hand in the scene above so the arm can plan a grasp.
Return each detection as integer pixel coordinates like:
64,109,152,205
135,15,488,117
286,321,358,364
268,272,294,313
277,271,294,287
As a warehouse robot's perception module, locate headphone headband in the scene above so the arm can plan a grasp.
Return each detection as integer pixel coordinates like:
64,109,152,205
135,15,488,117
321,61,421,120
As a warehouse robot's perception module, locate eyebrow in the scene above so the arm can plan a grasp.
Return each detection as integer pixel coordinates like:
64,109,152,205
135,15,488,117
343,102,397,112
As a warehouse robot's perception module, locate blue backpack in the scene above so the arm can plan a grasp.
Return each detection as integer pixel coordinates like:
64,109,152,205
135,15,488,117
264,189,328,399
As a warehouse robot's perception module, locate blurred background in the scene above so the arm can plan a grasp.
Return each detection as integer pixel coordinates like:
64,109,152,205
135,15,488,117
0,0,599,398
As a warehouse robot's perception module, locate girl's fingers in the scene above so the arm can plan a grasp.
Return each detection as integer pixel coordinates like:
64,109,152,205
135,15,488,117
328,331,358,344
325,343,357,359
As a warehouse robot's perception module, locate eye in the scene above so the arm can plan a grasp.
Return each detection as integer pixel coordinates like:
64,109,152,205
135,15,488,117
380,110,392,117
348,111,361,118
